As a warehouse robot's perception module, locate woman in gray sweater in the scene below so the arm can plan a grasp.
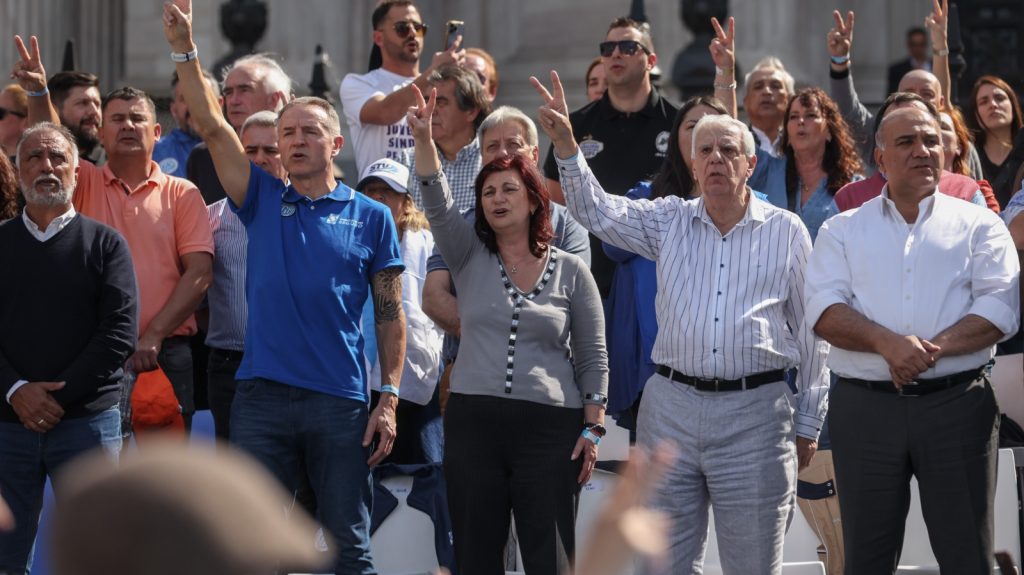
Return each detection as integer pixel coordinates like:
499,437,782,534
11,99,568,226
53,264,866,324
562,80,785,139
408,85,609,575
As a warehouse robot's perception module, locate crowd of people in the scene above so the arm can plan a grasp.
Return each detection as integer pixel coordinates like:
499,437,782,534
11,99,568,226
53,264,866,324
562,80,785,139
0,0,1022,574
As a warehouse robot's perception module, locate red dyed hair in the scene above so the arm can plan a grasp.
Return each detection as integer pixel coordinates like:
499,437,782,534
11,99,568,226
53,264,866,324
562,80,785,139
473,155,553,258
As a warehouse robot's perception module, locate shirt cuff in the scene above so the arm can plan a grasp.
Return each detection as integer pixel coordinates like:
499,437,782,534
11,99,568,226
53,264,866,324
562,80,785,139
6,380,28,404
804,292,848,333
968,296,1021,341
795,412,824,441
553,150,581,166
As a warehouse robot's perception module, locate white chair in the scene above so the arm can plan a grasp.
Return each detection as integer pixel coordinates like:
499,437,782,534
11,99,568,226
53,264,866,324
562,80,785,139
991,353,1024,427
897,448,1020,572
370,474,440,575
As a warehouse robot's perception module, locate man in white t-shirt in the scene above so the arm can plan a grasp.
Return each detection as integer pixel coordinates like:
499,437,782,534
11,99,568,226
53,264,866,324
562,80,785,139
340,0,465,174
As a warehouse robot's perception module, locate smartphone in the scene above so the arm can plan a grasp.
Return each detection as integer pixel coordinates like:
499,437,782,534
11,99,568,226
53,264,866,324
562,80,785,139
445,20,465,50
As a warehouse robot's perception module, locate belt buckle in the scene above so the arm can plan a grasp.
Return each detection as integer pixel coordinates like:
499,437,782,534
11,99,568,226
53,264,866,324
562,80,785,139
898,380,919,397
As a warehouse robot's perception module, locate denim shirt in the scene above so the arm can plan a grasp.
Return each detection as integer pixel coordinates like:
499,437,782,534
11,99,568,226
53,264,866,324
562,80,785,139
750,148,844,243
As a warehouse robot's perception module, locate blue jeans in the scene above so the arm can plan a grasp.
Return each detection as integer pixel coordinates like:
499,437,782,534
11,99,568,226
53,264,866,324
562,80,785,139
230,378,375,574
0,406,121,573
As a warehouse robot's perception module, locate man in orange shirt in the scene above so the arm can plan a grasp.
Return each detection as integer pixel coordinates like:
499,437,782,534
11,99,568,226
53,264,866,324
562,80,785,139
14,36,214,432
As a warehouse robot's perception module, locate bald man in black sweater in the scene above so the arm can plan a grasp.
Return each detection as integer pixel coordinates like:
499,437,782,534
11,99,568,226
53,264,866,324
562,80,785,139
0,122,137,572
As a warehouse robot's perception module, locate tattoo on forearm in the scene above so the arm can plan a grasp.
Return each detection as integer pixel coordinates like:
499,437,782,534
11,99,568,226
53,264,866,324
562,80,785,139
373,267,403,324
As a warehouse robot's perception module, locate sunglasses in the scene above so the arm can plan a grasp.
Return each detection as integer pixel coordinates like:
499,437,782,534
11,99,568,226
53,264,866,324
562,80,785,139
393,20,428,38
0,107,26,121
599,40,651,58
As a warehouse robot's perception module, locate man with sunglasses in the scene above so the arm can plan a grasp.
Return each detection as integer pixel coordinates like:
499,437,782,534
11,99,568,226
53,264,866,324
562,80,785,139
542,17,677,305
0,84,27,159
341,0,465,175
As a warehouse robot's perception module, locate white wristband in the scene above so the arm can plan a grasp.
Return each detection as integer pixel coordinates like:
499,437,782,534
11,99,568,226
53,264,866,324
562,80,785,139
170,48,198,63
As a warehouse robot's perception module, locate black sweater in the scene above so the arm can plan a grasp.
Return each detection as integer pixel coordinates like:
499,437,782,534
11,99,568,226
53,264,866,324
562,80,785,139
0,213,138,421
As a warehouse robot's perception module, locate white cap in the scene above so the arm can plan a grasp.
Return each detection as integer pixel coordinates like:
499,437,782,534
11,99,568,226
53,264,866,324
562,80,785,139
356,158,410,194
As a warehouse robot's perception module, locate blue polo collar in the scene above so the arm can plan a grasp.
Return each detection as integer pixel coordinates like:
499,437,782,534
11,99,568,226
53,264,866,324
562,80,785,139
282,179,355,203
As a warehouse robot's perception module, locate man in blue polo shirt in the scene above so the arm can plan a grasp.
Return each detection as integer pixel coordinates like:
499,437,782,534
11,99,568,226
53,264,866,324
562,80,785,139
164,3,406,573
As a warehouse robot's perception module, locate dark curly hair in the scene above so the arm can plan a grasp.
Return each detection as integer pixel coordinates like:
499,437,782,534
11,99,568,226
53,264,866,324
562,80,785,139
650,95,729,200
473,154,553,258
0,153,19,220
780,87,863,204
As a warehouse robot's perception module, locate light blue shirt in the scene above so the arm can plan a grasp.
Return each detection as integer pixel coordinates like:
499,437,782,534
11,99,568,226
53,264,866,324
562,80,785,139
749,149,842,243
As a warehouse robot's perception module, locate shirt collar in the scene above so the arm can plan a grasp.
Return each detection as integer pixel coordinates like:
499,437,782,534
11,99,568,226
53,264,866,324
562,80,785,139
694,187,766,228
22,205,76,235
101,160,166,191
879,183,938,222
436,138,480,163
599,86,660,119
282,179,355,203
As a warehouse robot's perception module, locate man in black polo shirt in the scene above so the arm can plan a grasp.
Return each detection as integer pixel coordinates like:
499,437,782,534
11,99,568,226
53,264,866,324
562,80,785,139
543,16,677,298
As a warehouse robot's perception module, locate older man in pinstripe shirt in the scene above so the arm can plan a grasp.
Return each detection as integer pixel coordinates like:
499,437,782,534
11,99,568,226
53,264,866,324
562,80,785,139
533,72,830,574
205,111,286,440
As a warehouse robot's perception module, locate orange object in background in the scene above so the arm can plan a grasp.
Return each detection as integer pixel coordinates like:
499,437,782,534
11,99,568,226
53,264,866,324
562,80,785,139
131,367,184,435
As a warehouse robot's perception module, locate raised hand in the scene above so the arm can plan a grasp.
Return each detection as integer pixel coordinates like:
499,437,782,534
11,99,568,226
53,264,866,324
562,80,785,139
925,0,948,48
162,0,195,53
828,10,855,58
406,83,435,143
530,70,575,158
11,36,47,93
709,16,736,71
429,34,465,72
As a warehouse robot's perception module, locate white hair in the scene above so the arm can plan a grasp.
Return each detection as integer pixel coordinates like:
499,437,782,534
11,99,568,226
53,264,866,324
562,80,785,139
15,122,79,173
224,53,294,104
477,106,539,148
743,57,795,97
240,110,279,138
691,115,756,161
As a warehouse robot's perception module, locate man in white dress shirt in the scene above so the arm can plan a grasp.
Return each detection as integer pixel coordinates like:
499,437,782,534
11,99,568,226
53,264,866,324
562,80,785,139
534,71,830,575
806,106,1020,574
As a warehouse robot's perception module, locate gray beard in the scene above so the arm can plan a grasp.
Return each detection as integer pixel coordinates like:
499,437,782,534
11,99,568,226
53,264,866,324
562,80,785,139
21,176,72,207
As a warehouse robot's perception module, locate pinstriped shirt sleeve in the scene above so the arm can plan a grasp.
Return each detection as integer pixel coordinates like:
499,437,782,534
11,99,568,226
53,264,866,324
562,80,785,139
556,151,666,261
784,221,830,440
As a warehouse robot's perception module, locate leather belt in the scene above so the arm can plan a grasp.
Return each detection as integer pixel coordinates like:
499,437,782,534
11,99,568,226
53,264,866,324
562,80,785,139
655,365,786,392
838,367,985,397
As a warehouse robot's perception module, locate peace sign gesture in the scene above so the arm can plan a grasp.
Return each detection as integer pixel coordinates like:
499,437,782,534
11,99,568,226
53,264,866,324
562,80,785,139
11,35,47,93
828,10,855,59
407,83,436,145
530,70,576,159
925,0,948,50
709,16,735,72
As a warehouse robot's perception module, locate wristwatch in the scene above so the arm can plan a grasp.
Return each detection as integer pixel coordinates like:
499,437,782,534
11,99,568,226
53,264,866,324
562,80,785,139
584,422,607,438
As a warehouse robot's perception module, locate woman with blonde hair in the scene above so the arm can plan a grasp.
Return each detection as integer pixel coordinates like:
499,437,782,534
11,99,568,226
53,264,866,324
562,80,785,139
357,158,443,464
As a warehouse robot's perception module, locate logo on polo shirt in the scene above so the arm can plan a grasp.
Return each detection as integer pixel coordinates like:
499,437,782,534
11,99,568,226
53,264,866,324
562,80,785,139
655,131,669,156
159,157,179,175
325,213,364,227
281,202,297,217
579,137,604,159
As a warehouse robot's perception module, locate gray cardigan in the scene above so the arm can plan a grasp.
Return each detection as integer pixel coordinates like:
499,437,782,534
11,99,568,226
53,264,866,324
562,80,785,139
420,172,608,408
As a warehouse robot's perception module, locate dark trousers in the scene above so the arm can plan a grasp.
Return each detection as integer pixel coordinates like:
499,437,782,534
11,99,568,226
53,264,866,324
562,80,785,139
444,393,582,575
231,378,374,574
206,347,243,440
829,374,999,575
158,335,194,432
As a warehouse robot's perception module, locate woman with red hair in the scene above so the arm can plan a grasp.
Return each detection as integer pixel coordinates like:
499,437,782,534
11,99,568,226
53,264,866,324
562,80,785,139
408,84,608,575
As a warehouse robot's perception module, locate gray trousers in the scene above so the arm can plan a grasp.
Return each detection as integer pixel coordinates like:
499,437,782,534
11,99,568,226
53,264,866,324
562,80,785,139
636,374,797,575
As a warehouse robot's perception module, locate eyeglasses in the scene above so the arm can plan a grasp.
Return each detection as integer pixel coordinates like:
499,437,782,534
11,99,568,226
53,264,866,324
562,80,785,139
393,20,428,38
599,40,651,58
0,107,26,121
